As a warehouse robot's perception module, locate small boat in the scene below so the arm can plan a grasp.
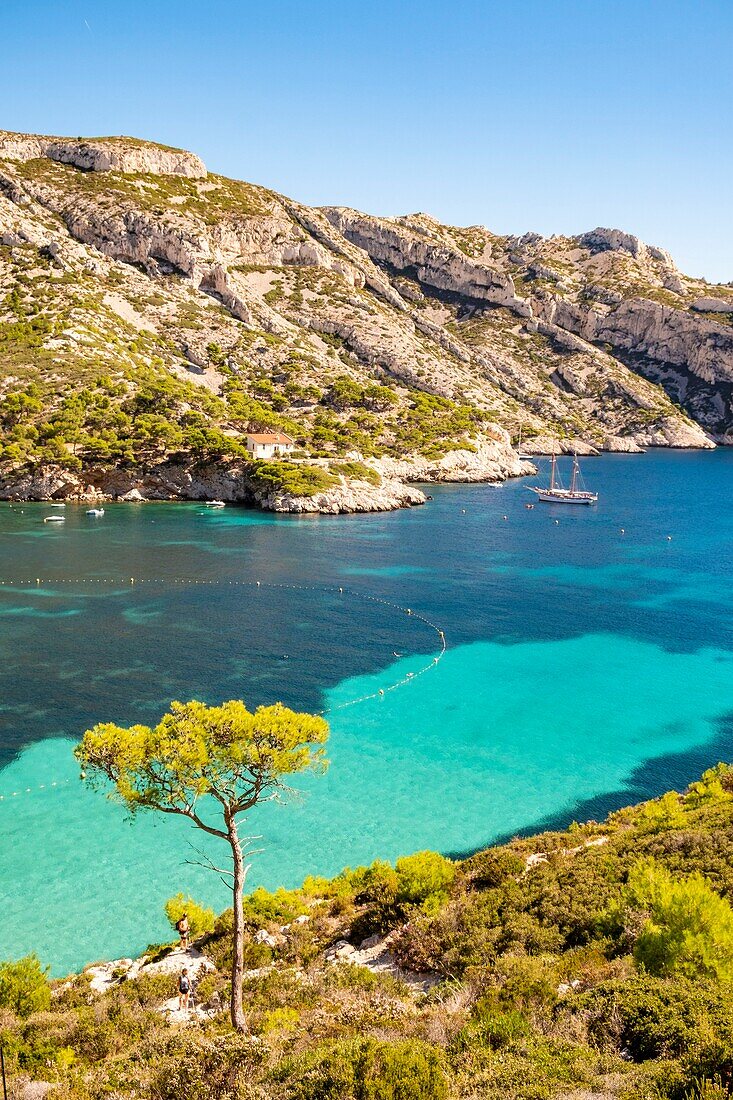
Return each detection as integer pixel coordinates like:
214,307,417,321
86,508,105,517
528,452,598,505
49,502,66,508
203,500,226,508
44,515,65,523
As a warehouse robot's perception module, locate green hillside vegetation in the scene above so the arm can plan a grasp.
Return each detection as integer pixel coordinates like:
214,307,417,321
0,250,493,478
2,764,733,1099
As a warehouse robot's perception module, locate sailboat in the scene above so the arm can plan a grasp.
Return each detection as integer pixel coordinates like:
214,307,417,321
528,452,598,505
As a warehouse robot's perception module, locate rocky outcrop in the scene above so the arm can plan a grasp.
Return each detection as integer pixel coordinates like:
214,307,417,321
0,130,205,177
690,296,733,314
323,207,531,316
373,429,533,483
323,207,726,440
579,226,675,267
0,461,427,514
260,477,426,514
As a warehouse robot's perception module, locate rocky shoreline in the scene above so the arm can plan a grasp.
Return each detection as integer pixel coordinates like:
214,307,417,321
0,458,430,514
0,432,537,515
0,429,718,514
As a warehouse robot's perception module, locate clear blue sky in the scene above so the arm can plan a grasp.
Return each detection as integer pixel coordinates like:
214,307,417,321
2,0,731,281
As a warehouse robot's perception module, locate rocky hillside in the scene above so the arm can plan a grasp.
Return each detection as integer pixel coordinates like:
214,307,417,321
1,129,730,509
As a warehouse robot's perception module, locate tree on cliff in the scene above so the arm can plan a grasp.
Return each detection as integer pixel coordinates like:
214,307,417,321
75,699,329,1032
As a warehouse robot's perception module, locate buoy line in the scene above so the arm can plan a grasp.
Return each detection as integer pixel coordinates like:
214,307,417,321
0,580,447,806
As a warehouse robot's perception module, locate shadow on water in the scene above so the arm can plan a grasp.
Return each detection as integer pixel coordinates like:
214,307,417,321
447,712,733,859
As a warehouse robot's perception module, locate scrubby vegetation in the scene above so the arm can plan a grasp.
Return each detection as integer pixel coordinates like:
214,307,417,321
1,765,733,1098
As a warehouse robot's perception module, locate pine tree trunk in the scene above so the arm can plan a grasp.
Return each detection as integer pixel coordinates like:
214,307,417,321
228,818,247,1032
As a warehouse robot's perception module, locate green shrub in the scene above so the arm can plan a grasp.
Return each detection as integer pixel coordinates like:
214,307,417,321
350,852,456,937
395,851,455,912
258,1006,300,1035
638,791,688,833
250,460,337,497
0,955,51,1018
684,764,733,809
242,885,309,926
568,975,733,1061
148,1032,267,1100
274,1037,448,1100
163,893,216,938
461,847,525,889
624,860,733,982
454,1004,530,1051
332,460,381,486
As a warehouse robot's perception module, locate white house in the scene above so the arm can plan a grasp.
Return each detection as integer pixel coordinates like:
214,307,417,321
246,432,295,460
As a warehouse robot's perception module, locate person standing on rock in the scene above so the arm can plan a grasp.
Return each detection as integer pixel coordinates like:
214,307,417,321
176,912,189,951
178,967,191,1012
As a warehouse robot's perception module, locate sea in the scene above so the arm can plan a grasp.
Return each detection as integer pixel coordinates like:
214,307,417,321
2,450,733,974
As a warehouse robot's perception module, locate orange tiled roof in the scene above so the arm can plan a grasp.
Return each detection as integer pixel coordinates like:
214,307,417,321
246,432,294,444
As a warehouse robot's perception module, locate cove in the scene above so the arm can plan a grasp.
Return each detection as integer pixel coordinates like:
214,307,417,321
2,450,733,974
3,632,733,975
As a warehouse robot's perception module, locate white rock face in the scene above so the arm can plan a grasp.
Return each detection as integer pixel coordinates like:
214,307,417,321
580,227,675,268
373,431,531,484
260,476,427,514
323,207,531,316
0,461,428,514
691,297,733,314
0,130,206,177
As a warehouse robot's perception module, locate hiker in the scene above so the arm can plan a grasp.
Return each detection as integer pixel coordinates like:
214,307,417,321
176,912,189,951
178,968,191,1012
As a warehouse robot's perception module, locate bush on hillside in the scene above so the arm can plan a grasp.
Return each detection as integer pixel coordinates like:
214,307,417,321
164,894,216,939
394,851,456,911
273,1037,448,1100
684,764,733,809
148,1032,266,1100
0,955,51,1018
241,886,309,927
249,460,337,497
453,1002,530,1052
567,975,733,1061
623,860,733,983
349,852,456,938
461,847,525,889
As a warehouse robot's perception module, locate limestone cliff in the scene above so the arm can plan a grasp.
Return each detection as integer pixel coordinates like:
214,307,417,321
0,129,729,512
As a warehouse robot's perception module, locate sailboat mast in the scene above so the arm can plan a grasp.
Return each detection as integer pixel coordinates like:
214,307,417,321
550,452,556,490
571,454,578,493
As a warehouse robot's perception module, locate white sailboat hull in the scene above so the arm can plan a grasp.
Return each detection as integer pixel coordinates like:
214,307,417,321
531,489,597,505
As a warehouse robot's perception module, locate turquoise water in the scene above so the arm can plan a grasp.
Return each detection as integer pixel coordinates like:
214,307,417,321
2,451,733,973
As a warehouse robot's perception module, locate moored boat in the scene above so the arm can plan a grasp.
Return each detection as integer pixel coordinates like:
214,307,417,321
528,453,598,505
